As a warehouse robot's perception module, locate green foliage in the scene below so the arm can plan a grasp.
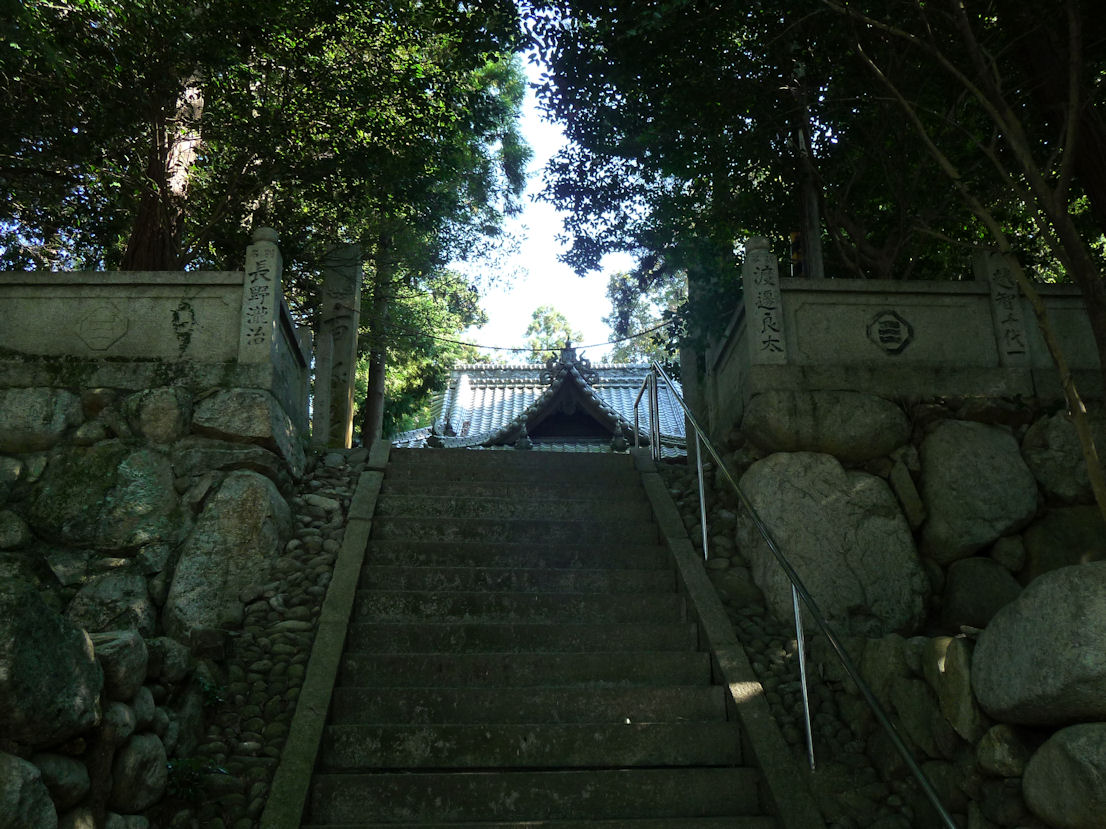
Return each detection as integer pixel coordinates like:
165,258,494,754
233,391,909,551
524,305,582,362
522,0,1106,348
604,271,686,365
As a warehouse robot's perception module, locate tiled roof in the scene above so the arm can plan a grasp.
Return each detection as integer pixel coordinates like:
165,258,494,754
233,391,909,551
390,348,686,454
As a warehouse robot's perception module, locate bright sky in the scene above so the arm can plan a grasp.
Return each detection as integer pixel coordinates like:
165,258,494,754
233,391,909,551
459,62,634,364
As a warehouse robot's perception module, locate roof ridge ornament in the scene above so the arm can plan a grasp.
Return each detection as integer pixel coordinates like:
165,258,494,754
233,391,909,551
540,340,599,385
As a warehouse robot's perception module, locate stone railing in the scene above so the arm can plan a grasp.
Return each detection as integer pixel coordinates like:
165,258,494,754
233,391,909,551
705,237,1103,439
0,228,314,473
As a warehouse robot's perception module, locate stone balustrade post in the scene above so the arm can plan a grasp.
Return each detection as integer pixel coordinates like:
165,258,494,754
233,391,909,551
313,244,363,448
239,227,283,364
742,236,789,365
974,249,1031,367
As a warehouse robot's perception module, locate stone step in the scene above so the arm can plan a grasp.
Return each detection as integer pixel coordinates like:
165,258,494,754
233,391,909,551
319,722,743,770
328,684,726,725
307,768,763,824
305,820,777,829
381,478,644,501
338,651,712,688
370,516,659,545
373,493,653,522
352,590,685,624
344,621,698,654
389,447,635,474
359,565,675,594
366,541,670,570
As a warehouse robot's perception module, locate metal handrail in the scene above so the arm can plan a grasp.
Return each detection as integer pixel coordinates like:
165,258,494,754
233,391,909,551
634,360,959,829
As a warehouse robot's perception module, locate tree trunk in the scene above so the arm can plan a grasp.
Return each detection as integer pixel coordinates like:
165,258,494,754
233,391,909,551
121,125,179,270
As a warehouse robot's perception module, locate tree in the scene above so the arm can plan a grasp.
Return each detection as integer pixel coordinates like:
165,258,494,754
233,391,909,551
1,0,527,274
525,0,1106,519
604,271,685,365
2,1,531,447
525,305,582,362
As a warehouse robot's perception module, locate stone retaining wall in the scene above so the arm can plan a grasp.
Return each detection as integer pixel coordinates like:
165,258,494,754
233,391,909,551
665,390,1106,829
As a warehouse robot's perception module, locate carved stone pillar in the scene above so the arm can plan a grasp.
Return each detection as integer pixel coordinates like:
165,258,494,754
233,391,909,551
313,244,363,448
742,236,788,365
238,227,283,364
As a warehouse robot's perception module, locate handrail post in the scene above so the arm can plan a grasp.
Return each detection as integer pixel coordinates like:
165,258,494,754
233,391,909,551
793,584,815,771
695,433,710,561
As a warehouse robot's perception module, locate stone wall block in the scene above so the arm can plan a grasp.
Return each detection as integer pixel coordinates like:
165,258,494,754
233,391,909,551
192,388,304,478
976,724,1032,778
0,581,102,745
31,753,91,812
28,443,186,551
123,386,192,444
1021,409,1106,504
921,636,986,743
89,630,148,701
163,470,291,639
939,557,1022,632
67,572,155,637
741,389,910,462
0,752,57,829
108,732,167,814
0,508,32,549
0,387,81,453
1022,723,1106,829
972,562,1106,725
736,452,928,636
920,420,1038,564
1020,505,1106,585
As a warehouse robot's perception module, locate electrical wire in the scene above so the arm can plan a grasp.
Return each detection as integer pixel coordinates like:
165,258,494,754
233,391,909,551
419,317,677,353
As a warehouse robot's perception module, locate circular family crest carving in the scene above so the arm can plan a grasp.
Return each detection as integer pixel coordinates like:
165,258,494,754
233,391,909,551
867,310,913,355
78,303,129,351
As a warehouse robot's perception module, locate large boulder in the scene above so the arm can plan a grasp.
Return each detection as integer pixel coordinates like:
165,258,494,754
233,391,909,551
0,581,102,745
32,753,90,812
1021,409,1106,504
740,390,909,463
1023,723,1106,829
0,388,81,453
163,470,291,638
0,752,57,829
736,452,928,635
28,443,186,551
171,436,286,487
66,571,155,636
1020,506,1106,585
0,509,32,550
192,388,304,478
972,562,1106,725
920,420,1038,564
109,733,167,813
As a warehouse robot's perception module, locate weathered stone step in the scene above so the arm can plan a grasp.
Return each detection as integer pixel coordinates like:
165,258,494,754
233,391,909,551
338,651,711,688
367,541,670,570
304,820,777,829
389,447,634,473
307,768,763,824
381,477,644,501
328,684,725,724
373,493,653,522
319,722,742,770
359,565,675,594
352,590,685,624
344,621,698,654
371,516,658,545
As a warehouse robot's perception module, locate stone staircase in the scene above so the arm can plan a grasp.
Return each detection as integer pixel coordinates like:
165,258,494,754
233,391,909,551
301,448,779,828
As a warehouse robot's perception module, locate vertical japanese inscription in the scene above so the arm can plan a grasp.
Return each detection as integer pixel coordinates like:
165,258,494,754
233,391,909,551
239,229,282,363
982,251,1030,365
741,237,788,364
